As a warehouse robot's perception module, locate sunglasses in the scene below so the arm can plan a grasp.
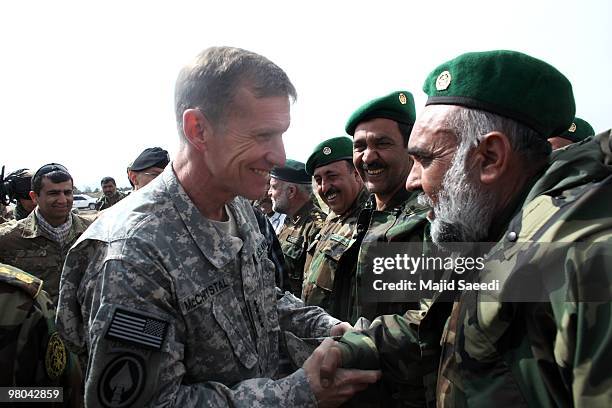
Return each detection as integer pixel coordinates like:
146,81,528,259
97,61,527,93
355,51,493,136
33,163,70,179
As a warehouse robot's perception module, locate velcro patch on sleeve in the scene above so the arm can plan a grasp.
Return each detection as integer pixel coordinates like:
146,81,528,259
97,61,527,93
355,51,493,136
105,308,168,350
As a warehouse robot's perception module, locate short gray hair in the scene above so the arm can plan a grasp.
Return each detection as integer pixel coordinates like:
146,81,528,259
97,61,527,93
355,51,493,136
447,107,551,165
175,46,297,138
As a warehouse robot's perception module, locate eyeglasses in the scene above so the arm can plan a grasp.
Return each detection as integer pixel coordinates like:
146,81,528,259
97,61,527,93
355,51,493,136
142,172,163,177
33,163,70,179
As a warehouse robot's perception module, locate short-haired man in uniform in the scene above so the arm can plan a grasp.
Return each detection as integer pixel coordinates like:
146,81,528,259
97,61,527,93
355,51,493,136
57,46,379,407
302,136,367,312
95,176,126,210
270,159,326,298
0,163,94,305
127,147,171,190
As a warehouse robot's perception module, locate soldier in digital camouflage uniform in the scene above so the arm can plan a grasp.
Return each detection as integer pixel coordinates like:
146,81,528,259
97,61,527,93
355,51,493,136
95,176,126,210
57,46,379,408
548,116,595,150
0,262,82,407
380,50,608,407
0,164,94,306
270,159,327,298
302,136,368,312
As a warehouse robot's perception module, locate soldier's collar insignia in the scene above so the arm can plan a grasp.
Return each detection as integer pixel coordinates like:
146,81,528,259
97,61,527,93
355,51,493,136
323,146,332,155
45,332,67,380
398,93,407,104
436,70,452,91
568,122,577,132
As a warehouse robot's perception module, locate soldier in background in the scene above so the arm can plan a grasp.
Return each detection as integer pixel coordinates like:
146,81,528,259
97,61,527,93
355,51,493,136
0,262,82,407
548,116,595,150
2,168,36,221
270,159,326,297
0,163,93,305
127,147,170,190
302,136,368,312
95,176,126,210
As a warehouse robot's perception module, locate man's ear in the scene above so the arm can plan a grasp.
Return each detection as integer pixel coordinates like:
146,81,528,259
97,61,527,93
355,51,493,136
127,170,139,188
29,191,39,205
474,131,512,185
287,185,297,199
182,109,214,151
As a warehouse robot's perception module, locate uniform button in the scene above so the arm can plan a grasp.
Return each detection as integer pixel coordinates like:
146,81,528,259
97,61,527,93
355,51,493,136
507,231,518,242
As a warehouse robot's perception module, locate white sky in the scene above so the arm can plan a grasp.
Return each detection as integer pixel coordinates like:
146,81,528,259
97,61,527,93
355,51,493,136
1,0,610,190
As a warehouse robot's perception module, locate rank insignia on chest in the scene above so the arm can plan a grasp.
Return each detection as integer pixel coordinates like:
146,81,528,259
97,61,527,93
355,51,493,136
287,235,302,245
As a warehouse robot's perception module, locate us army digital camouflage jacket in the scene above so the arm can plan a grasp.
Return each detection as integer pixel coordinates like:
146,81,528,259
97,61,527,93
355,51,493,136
302,188,369,312
437,131,612,407
0,210,93,305
57,166,340,407
277,200,326,297
0,263,82,407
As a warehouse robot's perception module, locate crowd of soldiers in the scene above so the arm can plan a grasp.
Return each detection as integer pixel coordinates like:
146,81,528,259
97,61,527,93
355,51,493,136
0,46,610,407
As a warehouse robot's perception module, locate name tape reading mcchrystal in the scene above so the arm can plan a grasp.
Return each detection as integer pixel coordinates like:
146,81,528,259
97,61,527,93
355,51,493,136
359,242,612,303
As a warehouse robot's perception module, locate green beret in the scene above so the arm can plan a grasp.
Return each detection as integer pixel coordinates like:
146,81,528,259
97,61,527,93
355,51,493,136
558,117,594,143
270,159,311,184
345,90,416,136
305,136,353,175
423,50,575,137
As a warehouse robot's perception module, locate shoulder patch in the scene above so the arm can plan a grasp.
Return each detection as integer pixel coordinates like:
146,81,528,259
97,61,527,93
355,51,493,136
45,332,67,380
105,308,168,350
0,264,42,298
98,353,146,407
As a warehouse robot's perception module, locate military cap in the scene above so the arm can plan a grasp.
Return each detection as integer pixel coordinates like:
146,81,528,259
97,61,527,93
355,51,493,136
130,147,170,172
423,50,575,137
270,159,311,184
557,117,595,143
305,136,353,175
345,90,416,136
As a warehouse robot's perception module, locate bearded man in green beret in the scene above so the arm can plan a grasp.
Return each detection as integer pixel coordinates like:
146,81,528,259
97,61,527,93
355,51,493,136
270,159,327,297
326,50,611,407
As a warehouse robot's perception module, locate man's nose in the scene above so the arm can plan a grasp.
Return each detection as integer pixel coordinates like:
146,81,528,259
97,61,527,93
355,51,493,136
406,162,422,191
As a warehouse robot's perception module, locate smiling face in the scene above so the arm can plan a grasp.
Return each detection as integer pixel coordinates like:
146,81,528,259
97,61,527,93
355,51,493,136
352,118,412,205
407,105,497,244
313,160,362,215
31,177,74,226
203,87,290,201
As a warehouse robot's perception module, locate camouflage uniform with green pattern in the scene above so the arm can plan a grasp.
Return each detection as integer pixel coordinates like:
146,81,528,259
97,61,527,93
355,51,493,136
277,199,326,297
302,188,369,311
0,263,82,407
0,211,93,305
437,131,612,407
95,190,127,211
330,189,433,407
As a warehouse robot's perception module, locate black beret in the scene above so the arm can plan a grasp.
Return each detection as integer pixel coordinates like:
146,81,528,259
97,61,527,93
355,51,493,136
130,147,170,172
270,159,311,184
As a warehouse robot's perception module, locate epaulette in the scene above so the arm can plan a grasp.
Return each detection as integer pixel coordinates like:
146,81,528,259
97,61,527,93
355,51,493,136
0,263,42,299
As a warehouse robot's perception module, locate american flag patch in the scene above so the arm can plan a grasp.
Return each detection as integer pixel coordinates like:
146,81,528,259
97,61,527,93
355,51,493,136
105,308,168,350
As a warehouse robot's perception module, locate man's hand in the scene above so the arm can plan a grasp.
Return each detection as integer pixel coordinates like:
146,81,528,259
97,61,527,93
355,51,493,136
303,338,380,408
330,321,353,336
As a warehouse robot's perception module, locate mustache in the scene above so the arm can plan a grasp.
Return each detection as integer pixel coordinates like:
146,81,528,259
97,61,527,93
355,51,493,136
361,162,385,171
324,188,340,199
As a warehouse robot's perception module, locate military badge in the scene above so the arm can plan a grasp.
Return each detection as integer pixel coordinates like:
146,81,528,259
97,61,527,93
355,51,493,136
323,146,332,155
98,353,146,408
398,93,407,105
436,70,452,91
45,332,67,380
568,122,577,132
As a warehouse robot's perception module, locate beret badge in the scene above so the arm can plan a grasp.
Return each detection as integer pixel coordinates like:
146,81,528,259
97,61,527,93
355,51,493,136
436,70,452,91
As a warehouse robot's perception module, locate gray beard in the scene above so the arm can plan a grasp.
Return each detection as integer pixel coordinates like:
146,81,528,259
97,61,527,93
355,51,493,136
272,195,290,215
418,153,496,246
